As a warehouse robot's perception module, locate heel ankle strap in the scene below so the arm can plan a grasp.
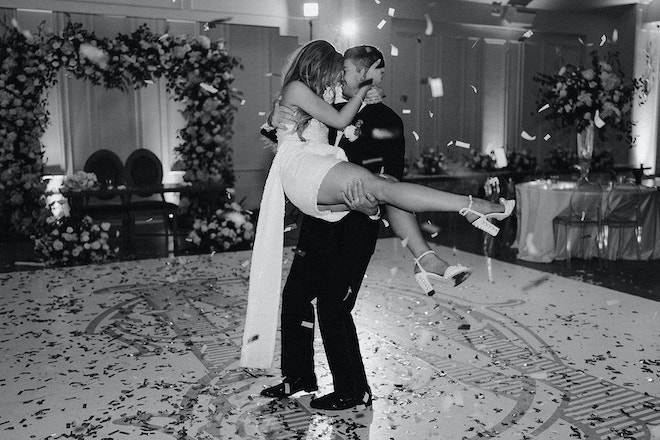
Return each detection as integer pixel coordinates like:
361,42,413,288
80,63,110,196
414,249,436,267
468,195,473,210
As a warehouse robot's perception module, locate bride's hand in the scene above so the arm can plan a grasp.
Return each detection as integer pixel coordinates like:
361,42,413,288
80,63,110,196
365,59,383,86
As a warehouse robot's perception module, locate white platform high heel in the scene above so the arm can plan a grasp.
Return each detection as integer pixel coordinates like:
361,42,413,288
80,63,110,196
459,195,515,237
413,250,472,296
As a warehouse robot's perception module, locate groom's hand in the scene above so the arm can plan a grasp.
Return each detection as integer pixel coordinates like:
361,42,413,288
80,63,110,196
270,103,297,130
342,179,379,217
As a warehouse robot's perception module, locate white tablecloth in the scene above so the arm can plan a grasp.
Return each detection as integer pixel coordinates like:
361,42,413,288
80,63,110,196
515,180,660,262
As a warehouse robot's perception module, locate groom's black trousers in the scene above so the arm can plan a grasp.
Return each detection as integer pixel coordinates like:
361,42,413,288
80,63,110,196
280,210,379,397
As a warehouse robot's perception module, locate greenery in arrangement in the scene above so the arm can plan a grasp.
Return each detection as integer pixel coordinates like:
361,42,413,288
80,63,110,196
0,17,247,262
406,144,616,177
187,201,255,252
505,149,538,173
542,146,613,174
60,171,100,193
408,148,446,175
533,50,641,141
465,149,498,172
33,212,120,265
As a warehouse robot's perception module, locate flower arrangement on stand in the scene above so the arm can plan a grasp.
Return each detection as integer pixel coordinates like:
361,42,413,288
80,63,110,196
32,211,120,266
187,201,254,253
0,18,242,247
60,171,99,192
534,50,641,180
408,148,446,175
465,149,498,172
505,149,538,173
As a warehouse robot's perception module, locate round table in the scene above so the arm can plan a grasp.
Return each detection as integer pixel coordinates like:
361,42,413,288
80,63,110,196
514,180,660,262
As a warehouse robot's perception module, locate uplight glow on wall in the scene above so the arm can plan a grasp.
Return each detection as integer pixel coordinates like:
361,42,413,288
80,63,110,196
341,20,357,38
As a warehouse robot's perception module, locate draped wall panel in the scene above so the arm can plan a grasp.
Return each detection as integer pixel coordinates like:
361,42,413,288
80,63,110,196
392,18,588,165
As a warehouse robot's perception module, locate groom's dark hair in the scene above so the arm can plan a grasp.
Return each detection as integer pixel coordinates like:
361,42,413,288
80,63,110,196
343,45,385,72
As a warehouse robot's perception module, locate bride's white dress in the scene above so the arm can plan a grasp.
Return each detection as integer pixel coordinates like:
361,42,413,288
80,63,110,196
240,119,349,368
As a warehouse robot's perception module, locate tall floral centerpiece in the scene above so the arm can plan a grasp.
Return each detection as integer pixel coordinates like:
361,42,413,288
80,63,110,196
534,51,639,181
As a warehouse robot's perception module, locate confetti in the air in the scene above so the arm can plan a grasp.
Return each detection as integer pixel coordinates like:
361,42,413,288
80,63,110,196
521,130,536,141
520,29,534,40
200,83,219,94
493,147,507,168
429,77,444,97
429,111,434,118
600,34,607,46
421,221,441,237
391,44,399,56
377,19,387,30
402,109,411,114
79,43,109,69
470,85,478,94
283,223,297,233
594,109,606,128
612,29,619,43
412,130,420,141
538,103,550,112
388,8,395,16
454,140,470,149
372,128,398,139
544,133,551,141
424,14,433,36
241,259,250,267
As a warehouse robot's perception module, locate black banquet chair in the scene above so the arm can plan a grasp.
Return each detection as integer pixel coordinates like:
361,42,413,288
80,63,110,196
81,149,126,220
124,148,179,255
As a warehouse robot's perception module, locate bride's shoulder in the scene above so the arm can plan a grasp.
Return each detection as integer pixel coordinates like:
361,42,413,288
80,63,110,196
282,81,314,98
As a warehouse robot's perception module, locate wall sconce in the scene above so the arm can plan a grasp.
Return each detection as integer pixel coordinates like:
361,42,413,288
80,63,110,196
304,2,319,40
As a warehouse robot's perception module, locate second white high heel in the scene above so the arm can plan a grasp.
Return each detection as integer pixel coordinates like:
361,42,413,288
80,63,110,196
459,195,516,237
414,250,472,296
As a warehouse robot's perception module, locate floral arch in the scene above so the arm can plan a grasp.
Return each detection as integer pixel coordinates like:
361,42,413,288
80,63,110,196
0,19,242,240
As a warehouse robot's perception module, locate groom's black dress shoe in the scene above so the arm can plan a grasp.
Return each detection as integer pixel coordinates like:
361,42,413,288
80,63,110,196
309,390,373,410
260,377,318,398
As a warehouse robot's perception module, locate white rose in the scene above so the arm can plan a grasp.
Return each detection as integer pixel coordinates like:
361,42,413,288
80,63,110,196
344,125,359,142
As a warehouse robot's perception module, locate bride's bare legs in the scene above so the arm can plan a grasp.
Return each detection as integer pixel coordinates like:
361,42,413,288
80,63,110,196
318,161,505,219
385,205,450,274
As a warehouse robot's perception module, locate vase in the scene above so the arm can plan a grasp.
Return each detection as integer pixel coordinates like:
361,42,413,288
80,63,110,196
576,122,594,181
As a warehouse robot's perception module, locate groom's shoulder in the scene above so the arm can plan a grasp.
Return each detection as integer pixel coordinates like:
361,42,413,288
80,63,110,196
367,102,402,123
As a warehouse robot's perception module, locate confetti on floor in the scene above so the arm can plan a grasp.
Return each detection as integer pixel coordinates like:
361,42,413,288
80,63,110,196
0,239,658,439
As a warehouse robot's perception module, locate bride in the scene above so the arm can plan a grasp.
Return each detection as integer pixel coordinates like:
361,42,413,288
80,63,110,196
241,40,514,368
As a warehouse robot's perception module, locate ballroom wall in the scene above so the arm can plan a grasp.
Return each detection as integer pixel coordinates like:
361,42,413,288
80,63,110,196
1,1,658,209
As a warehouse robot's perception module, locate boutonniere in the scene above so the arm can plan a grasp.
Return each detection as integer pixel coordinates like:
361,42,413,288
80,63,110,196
344,120,363,142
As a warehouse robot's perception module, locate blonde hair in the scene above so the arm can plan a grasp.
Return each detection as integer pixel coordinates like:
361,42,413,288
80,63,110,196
277,40,343,139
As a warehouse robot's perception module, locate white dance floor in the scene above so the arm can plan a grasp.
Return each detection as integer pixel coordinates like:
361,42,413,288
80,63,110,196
1,238,658,439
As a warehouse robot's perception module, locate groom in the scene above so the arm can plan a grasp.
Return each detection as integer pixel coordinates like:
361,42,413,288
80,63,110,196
260,45,405,410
